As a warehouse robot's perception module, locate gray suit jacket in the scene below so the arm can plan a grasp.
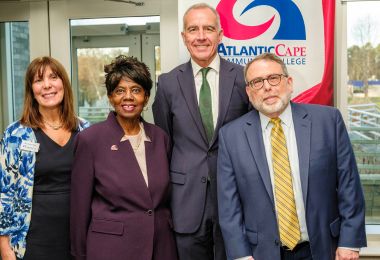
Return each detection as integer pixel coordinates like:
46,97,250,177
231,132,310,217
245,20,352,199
152,57,249,233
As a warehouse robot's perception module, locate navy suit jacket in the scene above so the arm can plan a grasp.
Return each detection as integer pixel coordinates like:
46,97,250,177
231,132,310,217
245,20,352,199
70,112,177,260
153,57,250,233
217,103,366,260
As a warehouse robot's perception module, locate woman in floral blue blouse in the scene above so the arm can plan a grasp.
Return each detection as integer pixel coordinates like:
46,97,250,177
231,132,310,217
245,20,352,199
0,56,89,260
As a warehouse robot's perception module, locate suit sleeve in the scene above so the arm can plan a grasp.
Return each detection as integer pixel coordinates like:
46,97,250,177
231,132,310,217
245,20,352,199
335,110,366,248
217,128,251,259
152,76,173,141
70,132,95,260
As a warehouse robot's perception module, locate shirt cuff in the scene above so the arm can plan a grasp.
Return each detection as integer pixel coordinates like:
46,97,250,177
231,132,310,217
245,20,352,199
234,256,252,260
338,247,360,252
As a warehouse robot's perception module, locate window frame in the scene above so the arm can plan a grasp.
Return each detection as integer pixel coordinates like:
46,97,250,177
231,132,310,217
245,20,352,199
336,0,380,255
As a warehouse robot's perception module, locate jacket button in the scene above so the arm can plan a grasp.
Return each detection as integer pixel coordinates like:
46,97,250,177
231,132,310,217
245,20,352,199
275,239,280,246
201,177,207,183
147,209,153,216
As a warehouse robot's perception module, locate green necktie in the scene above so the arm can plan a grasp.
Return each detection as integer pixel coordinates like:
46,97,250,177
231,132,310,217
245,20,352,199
199,67,214,142
270,118,301,250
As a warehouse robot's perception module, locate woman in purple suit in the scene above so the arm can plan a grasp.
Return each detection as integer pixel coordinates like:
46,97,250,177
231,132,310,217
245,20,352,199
70,55,177,260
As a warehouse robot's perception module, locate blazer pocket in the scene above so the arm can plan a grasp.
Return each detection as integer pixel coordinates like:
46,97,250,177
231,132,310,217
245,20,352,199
329,217,341,238
246,229,258,245
91,219,124,236
170,171,186,185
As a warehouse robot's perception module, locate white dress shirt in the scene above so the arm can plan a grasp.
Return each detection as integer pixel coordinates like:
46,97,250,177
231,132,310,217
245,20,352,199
191,55,220,128
120,123,151,186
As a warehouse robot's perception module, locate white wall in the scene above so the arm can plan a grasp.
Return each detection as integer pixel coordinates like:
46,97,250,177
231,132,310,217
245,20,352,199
29,1,50,58
0,2,29,21
160,0,180,72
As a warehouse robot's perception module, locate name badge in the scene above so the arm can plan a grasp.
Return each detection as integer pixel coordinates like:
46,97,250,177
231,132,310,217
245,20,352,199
20,141,40,153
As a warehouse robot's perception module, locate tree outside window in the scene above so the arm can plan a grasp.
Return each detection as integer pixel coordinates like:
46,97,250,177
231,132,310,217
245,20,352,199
347,1,380,224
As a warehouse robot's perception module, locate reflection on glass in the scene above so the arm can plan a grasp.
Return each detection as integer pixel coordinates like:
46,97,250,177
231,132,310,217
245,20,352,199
346,1,380,224
11,22,29,119
0,21,29,128
155,46,161,88
76,47,129,123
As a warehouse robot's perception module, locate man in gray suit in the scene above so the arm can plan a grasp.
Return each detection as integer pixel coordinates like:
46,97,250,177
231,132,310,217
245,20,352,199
152,3,249,260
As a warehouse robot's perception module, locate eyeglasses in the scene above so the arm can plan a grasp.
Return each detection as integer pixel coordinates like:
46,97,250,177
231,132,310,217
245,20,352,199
247,74,288,90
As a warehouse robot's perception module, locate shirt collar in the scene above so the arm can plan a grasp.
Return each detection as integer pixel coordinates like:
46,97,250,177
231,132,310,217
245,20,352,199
259,102,293,131
120,123,151,143
191,55,220,77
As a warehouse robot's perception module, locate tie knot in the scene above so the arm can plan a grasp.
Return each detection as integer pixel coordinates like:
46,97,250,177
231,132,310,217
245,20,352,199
270,118,281,127
200,67,211,78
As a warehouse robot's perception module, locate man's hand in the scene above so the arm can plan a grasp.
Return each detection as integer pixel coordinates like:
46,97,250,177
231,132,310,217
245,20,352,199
335,248,359,260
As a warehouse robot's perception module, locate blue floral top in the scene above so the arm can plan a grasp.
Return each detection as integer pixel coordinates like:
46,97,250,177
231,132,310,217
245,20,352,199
0,119,90,258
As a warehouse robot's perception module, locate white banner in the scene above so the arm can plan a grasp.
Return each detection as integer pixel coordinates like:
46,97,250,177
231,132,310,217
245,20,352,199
178,0,335,105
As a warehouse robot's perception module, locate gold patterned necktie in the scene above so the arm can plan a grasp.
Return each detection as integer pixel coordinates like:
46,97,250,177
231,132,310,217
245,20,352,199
199,67,214,142
270,118,301,250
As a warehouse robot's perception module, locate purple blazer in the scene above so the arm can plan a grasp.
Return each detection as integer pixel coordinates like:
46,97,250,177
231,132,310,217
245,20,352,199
70,112,177,260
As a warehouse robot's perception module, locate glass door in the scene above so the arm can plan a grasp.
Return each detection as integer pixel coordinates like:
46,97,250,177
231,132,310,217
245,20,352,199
0,21,30,133
70,17,160,124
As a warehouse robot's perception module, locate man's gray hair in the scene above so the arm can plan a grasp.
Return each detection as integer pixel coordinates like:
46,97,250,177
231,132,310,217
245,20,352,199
244,53,289,83
182,3,221,31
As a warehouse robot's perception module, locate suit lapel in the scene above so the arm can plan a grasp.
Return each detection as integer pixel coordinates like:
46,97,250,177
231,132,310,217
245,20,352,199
105,111,127,143
292,103,311,206
142,123,155,201
106,113,153,204
210,59,236,147
178,61,208,144
244,111,274,204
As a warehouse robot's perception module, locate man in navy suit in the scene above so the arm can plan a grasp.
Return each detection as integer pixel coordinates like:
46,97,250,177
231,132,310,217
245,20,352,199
153,3,249,260
217,53,366,260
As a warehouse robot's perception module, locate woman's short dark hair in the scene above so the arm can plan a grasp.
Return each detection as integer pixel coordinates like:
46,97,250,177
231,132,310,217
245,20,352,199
104,55,153,96
20,56,78,130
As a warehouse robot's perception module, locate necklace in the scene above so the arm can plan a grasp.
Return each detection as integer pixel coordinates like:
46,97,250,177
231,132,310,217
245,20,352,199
44,120,63,130
122,123,143,151
131,129,143,151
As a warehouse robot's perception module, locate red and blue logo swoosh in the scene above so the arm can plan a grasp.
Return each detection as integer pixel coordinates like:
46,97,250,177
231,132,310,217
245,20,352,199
217,0,306,40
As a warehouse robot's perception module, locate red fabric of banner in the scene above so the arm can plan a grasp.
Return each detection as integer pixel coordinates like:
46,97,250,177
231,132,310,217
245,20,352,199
292,0,334,106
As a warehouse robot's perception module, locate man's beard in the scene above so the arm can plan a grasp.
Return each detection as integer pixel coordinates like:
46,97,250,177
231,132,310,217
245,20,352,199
251,92,292,117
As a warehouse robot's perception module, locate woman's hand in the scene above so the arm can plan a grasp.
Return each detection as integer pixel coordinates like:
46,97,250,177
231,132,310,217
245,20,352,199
1,249,16,260
0,236,16,260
